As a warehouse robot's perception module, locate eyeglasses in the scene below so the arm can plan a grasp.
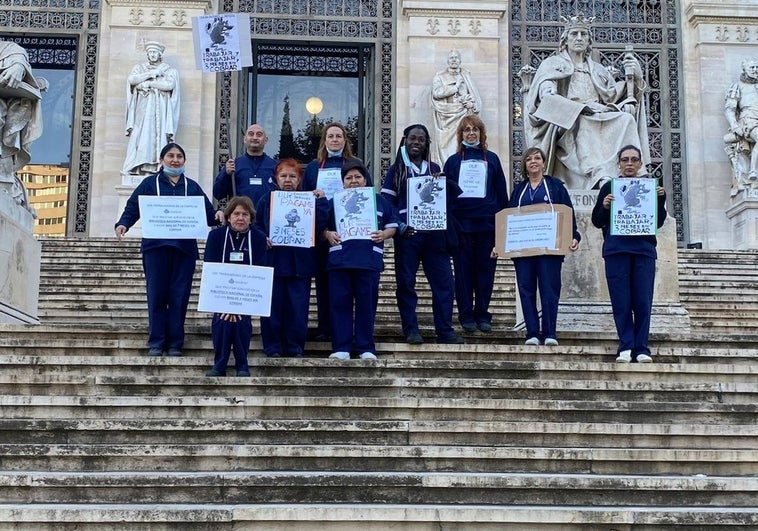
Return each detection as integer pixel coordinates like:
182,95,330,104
462,127,480,133
619,157,641,163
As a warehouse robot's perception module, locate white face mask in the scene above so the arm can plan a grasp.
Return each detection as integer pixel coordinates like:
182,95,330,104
162,166,184,177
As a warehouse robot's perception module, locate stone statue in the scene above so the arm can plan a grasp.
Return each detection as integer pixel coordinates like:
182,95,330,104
122,41,180,178
724,59,758,197
521,15,649,189
431,50,481,165
0,41,44,211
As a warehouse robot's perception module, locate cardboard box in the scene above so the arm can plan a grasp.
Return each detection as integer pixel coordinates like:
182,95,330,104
494,203,573,258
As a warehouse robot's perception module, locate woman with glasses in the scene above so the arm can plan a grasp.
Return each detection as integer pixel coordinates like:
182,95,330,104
443,116,508,333
591,144,668,364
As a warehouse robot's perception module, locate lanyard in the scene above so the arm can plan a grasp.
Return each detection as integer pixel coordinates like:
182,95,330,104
220,227,253,265
517,177,554,211
155,175,187,196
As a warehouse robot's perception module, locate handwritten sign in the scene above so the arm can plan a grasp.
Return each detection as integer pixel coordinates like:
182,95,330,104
316,168,344,200
610,177,657,236
138,196,208,239
458,159,487,198
192,14,252,72
197,262,273,316
408,176,447,231
269,191,315,248
334,187,377,241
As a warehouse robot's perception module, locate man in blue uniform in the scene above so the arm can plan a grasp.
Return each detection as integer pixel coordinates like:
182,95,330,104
213,124,277,206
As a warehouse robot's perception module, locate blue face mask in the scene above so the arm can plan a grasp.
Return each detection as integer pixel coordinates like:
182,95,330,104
327,148,343,157
400,145,412,167
163,166,184,177
462,140,480,148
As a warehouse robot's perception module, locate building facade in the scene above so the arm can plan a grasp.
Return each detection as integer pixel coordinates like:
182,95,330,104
1,0,756,249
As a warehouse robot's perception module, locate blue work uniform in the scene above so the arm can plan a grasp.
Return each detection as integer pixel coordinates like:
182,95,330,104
381,160,462,341
443,147,508,328
303,155,368,338
115,171,218,351
509,176,580,342
256,192,329,357
325,192,398,355
213,152,277,205
592,179,668,359
204,225,268,373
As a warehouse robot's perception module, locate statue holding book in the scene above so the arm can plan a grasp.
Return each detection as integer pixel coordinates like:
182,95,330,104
521,15,649,189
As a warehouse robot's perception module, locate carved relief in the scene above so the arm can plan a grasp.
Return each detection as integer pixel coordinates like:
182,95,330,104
129,8,144,25
426,18,439,35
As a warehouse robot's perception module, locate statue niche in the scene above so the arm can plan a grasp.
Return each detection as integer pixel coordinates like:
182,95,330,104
724,59,758,197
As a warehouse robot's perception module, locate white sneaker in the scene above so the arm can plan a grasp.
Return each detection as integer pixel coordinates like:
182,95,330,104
615,349,632,363
525,337,540,346
544,338,559,346
636,353,653,363
359,352,377,360
329,351,350,360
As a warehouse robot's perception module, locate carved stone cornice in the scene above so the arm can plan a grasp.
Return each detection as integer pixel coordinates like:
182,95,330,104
401,0,505,19
107,0,211,10
686,2,758,26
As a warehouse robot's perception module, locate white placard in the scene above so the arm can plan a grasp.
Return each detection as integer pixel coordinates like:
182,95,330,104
192,14,253,72
197,262,274,316
334,187,377,241
504,211,558,252
268,191,316,248
407,176,447,231
316,168,344,200
610,177,658,236
458,159,487,198
138,196,208,239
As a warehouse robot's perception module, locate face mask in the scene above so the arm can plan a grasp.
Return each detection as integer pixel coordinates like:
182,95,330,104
326,148,343,157
400,145,412,167
462,140,480,148
163,166,184,177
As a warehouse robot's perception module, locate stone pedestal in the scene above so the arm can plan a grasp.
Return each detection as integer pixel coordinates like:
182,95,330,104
726,189,758,249
514,189,690,335
0,193,41,324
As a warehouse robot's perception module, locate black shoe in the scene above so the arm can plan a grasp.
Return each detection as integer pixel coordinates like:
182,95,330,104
406,331,424,345
313,333,330,342
437,333,465,344
477,322,492,332
167,348,182,357
461,323,477,333
265,352,282,358
147,348,163,357
236,370,251,377
205,369,225,377
287,352,305,358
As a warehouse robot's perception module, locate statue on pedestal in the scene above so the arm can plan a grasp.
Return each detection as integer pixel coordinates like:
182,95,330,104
724,59,758,197
0,41,44,212
521,15,649,189
122,42,180,179
431,50,481,164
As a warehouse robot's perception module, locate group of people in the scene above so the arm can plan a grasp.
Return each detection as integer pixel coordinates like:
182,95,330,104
115,116,667,376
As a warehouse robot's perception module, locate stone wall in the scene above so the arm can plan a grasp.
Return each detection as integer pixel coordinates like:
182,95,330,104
0,194,40,324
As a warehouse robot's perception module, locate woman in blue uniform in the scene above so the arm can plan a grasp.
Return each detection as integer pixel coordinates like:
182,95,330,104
115,142,223,357
380,123,464,345
204,196,268,376
255,159,329,358
303,123,365,341
508,147,580,346
591,145,668,363
324,161,398,360
443,116,508,333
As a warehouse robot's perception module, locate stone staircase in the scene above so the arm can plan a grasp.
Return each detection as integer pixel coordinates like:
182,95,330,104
0,238,756,529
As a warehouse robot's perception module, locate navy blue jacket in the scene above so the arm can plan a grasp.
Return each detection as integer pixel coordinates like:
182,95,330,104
443,147,508,232
115,171,218,259
213,153,277,205
303,156,370,191
509,175,581,243
204,225,268,266
326,193,398,272
591,179,668,259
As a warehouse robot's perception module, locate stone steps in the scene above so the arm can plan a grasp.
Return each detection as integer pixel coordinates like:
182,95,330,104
2,503,756,530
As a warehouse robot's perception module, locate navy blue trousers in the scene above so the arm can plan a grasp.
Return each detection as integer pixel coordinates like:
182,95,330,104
260,276,310,356
394,232,455,337
513,255,564,341
211,314,252,372
329,269,380,354
142,246,196,350
313,242,331,336
604,253,656,356
452,230,497,326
